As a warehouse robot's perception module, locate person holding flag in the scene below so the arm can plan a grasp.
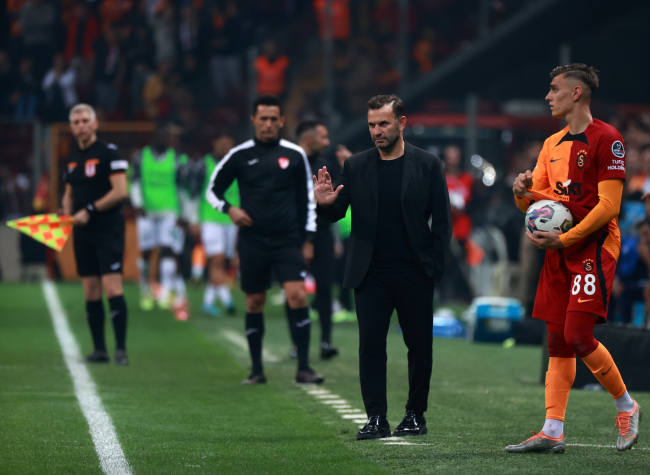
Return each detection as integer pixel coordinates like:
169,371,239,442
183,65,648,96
61,103,130,365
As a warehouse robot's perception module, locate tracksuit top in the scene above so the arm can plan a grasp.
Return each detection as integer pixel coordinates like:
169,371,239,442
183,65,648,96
206,137,316,242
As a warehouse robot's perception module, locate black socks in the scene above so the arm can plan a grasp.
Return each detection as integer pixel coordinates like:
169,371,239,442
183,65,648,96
287,306,311,371
245,313,265,374
108,295,128,350
86,300,106,352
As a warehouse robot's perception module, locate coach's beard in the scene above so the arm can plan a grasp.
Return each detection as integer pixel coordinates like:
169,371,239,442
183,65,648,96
374,133,401,153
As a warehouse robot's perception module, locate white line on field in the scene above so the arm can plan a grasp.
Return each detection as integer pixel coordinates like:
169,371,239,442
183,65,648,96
567,443,649,451
298,385,368,426
221,329,279,363
41,281,132,475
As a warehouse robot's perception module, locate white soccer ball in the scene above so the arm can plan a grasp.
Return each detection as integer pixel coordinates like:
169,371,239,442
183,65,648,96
525,199,573,234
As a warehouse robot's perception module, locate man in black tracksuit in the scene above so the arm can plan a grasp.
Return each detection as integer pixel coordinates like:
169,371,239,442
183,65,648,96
206,95,324,385
296,120,339,359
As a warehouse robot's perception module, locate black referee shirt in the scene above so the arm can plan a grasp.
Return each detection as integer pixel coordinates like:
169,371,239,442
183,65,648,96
64,140,128,215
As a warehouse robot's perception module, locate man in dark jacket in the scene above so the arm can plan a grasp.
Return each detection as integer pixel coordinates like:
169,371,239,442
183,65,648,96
313,95,452,440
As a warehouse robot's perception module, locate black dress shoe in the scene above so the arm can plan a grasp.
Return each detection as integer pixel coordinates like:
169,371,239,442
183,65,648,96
393,410,427,436
296,368,325,384
241,373,267,385
85,350,110,363
357,415,391,440
320,342,339,360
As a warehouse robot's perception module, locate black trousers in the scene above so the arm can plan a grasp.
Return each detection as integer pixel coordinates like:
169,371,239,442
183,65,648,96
311,230,335,343
354,268,434,417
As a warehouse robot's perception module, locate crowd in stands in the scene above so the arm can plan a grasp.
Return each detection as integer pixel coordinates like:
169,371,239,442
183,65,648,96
0,0,526,131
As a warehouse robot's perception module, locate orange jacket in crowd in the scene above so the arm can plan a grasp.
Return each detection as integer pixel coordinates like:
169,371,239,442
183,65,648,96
255,55,290,96
313,0,351,40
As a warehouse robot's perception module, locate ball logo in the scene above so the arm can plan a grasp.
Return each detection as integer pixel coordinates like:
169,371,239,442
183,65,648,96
583,259,594,272
84,159,100,177
612,141,625,158
278,157,290,169
576,150,587,169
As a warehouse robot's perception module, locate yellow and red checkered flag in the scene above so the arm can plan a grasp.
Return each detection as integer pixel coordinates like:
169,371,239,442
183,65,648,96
6,213,74,252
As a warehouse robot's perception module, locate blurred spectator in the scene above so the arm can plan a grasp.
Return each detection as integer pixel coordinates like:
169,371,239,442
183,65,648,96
64,3,101,62
624,146,644,199
178,5,200,56
148,2,177,63
93,27,124,114
14,57,39,121
204,1,242,99
130,61,149,117
99,0,134,27
142,58,177,118
254,40,290,97
19,0,57,79
6,0,29,63
444,144,474,241
41,53,78,122
610,219,650,324
412,27,448,74
179,55,210,110
313,0,350,40
0,52,16,116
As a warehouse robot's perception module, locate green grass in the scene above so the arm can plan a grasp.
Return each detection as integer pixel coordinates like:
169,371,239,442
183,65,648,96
1,282,648,474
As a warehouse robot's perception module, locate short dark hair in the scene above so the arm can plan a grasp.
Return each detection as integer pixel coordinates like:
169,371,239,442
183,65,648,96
367,94,405,119
550,63,600,93
296,119,326,138
252,95,282,115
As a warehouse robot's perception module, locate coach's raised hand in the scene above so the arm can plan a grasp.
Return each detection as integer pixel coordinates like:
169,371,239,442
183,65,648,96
228,206,253,227
313,166,343,208
512,170,534,198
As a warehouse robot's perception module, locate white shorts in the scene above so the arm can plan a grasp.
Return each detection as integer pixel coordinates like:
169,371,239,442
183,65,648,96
202,222,238,258
137,213,184,254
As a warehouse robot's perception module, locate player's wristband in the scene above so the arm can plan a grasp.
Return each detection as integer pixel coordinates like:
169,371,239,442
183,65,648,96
86,203,98,215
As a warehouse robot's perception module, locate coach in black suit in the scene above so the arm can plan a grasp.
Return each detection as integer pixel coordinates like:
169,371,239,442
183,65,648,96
313,95,452,440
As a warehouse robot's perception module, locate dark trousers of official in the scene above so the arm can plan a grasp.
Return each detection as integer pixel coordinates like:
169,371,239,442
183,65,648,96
311,231,335,343
354,268,434,418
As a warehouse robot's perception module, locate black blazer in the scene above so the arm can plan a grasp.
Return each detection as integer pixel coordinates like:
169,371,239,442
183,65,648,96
317,141,452,289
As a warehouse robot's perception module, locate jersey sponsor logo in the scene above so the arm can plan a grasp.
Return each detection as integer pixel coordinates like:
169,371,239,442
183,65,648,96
576,150,587,169
611,140,625,158
110,160,129,170
278,157,290,169
247,158,259,165
554,179,582,199
84,159,100,177
550,158,562,163
607,159,625,172
68,161,77,171
583,259,594,272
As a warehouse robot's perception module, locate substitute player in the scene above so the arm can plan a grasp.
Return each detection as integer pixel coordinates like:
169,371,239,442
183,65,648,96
130,124,189,320
508,64,641,454
207,95,324,385
200,134,239,316
61,104,129,365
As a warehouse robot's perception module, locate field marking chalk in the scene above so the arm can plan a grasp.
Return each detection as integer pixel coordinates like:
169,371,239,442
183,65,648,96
307,390,330,395
342,414,367,419
566,443,649,451
316,394,341,399
42,281,132,475
320,399,348,404
221,329,279,363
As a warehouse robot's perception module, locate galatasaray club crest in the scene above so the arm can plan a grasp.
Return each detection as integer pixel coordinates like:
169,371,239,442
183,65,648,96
576,150,587,169
583,259,594,272
85,159,100,177
278,157,290,169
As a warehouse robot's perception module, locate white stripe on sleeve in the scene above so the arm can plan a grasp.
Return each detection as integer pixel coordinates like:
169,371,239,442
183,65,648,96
110,160,129,170
206,140,254,212
280,139,317,233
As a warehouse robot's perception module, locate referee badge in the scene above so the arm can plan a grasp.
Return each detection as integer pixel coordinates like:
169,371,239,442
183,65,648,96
85,159,100,177
278,157,290,169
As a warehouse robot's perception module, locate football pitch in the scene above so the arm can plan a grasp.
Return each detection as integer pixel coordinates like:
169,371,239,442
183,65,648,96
1,282,648,475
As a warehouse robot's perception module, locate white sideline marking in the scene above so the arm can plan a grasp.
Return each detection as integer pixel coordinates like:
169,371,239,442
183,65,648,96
316,394,341,399
307,390,330,395
384,442,435,446
342,414,367,419
320,399,348,405
298,383,368,425
333,405,352,409
221,329,280,363
42,281,132,475
337,409,363,413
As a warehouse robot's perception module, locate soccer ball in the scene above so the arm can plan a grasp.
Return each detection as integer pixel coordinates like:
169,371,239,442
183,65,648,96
525,200,573,234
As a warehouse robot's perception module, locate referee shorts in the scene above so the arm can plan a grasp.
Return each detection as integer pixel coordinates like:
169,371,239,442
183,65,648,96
73,214,125,277
238,235,306,294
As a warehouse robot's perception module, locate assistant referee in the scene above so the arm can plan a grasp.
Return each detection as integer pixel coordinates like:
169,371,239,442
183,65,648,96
61,104,130,365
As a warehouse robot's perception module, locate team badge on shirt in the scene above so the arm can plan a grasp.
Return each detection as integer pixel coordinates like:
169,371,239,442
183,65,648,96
278,157,290,169
583,259,594,272
611,141,625,158
576,150,587,169
85,159,100,177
